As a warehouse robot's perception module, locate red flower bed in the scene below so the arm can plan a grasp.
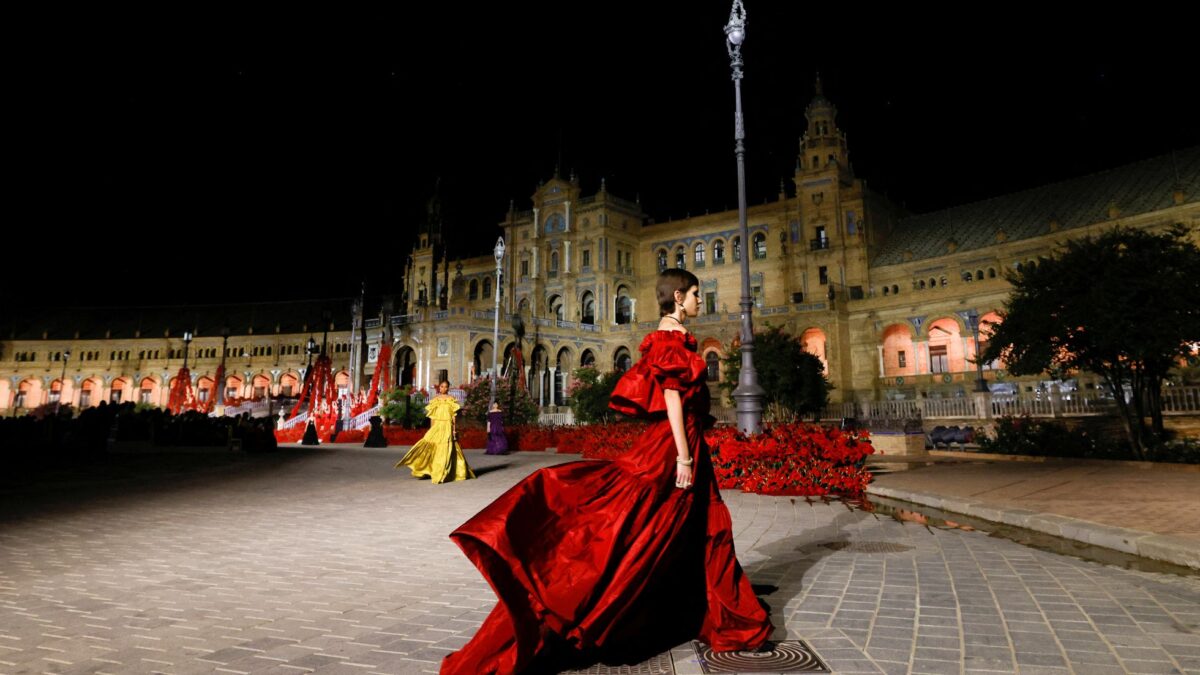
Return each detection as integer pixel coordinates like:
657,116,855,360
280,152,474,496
506,425,558,452
275,426,305,444
458,428,488,450
706,423,874,497
549,422,873,497
383,427,430,446
274,414,339,444
333,429,366,443
556,423,647,459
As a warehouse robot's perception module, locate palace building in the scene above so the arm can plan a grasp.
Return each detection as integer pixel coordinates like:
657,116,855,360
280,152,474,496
3,85,1198,416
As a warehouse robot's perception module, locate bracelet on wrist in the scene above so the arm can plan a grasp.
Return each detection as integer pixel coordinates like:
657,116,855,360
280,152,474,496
676,456,693,466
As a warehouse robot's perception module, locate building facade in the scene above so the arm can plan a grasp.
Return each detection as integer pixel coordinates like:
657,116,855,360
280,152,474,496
3,88,1198,415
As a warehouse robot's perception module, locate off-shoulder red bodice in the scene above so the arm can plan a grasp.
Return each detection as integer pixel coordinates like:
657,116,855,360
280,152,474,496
608,330,710,418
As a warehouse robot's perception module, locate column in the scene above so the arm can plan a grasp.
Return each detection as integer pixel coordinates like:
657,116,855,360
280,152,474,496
415,347,423,391
564,241,571,273
548,367,557,406
877,345,885,378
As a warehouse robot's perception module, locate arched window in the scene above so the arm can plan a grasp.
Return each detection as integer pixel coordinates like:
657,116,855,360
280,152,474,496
581,291,595,324
919,280,926,289
713,240,725,263
550,251,559,275
975,270,984,281
732,237,742,261
892,285,899,295
694,243,706,265
883,286,890,296
483,276,492,298
614,348,632,373
988,268,997,278
468,280,479,300
657,249,668,271
705,352,720,382
548,295,564,321
752,232,767,259
674,247,686,269
615,288,632,325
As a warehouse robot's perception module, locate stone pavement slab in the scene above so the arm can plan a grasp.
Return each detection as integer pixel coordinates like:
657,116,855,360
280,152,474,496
868,456,1200,569
0,445,1197,674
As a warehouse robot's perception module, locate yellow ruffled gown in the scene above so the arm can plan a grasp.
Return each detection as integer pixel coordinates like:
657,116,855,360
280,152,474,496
395,396,476,483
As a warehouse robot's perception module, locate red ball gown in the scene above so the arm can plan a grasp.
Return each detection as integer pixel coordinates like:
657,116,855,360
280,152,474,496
442,330,772,674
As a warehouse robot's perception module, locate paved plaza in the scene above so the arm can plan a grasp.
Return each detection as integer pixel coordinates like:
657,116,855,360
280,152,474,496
1,446,1198,675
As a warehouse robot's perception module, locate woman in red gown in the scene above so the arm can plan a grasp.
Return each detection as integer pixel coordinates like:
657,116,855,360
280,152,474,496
442,269,772,674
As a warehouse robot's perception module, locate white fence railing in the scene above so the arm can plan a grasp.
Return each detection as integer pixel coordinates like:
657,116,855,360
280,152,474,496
346,404,382,431
1163,386,1200,413
222,400,271,418
922,397,978,419
538,410,575,426
279,410,308,430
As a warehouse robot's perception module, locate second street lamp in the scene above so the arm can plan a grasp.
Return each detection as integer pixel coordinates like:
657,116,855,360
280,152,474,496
57,349,71,414
725,0,765,435
966,311,990,393
490,237,506,408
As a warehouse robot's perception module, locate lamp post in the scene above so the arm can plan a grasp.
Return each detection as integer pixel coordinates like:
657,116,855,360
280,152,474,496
725,0,765,435
489,237,505,408
216,326,230,415
305,336,318,372
57,350,70,414
182,331,193,369
966,311,990,393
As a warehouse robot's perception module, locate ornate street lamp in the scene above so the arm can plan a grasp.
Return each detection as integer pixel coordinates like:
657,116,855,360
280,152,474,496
966,311,990,393
489,236,506,408
725,0,765,434
182,331,193,369
57,349,70,414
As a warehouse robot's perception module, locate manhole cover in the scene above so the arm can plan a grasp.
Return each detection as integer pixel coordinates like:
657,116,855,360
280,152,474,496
820,541,914,553
561,653,673,674
694,640,830,673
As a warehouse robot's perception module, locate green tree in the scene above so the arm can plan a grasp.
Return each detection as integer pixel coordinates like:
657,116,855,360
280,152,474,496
568,366,626,424
379,386,428,427
720,325,832,419
980,225,1200,458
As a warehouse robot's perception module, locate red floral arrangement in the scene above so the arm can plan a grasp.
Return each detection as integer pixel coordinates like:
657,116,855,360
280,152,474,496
706,423,874,497
556,423,647,459
506,425,558,452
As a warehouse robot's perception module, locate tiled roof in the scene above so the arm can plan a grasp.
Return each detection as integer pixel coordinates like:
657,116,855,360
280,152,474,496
3,297,359,341
872,146,1200,266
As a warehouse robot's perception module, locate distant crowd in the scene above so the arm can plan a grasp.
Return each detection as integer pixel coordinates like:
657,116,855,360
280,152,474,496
0,402,278,453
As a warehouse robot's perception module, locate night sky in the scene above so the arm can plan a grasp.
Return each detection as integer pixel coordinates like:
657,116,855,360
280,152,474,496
8,4,1198,312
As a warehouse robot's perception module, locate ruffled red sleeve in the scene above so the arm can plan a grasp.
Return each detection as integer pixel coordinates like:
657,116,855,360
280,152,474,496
608,332,706,418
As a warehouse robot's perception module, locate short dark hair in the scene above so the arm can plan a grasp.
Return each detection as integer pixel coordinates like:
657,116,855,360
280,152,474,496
656,269,700,316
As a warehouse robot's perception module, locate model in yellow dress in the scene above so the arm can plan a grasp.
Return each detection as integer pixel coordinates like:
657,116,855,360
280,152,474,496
395,382,476,484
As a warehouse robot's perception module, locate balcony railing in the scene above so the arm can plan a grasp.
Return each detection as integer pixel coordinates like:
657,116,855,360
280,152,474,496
810,238,830,251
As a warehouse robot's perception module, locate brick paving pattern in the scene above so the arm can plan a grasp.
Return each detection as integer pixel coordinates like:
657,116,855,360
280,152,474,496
1,447,1197,674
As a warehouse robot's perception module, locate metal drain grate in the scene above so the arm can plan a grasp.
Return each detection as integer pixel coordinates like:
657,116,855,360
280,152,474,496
820,540,915,554
561,653,674,675
694,640,830,673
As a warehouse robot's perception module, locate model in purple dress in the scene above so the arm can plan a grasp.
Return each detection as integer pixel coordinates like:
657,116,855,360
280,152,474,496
485,403,509,455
